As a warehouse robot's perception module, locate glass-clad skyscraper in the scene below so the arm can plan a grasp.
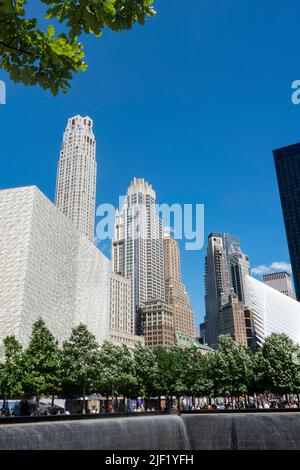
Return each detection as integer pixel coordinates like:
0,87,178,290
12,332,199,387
273,143,300,300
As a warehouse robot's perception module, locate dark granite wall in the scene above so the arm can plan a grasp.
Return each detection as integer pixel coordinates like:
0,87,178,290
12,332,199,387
0,413,300,450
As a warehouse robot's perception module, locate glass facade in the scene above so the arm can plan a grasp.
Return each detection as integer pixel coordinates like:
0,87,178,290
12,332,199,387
273,143,300,300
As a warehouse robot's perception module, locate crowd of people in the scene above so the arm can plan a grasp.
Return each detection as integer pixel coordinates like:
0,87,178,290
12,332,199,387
186,401,299,410
1,396,299,417
0,407,16,417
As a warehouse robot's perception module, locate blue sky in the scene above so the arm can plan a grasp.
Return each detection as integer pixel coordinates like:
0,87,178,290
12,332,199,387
1,0,300,324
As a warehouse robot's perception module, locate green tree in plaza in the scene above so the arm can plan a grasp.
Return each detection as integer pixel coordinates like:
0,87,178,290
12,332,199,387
22,318,61,407
153,346,187,409
184,346,214,400
97,341,136,411
61,323,99,414
254,333,300,396
0,0,156,94
2,319,300,411
167,347,190,405
152,347,170,407
209,335,254,399
0,336,24,406
133,342,158,401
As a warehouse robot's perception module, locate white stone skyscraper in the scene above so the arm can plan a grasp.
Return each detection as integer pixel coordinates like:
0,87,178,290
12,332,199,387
112,178,165,334
55,115,96,241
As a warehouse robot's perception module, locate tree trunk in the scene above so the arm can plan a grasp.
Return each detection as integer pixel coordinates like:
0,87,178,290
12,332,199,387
51,395,55,407
111,389,115,412
82,384,86,415
254,392,258,408
36,396,40,413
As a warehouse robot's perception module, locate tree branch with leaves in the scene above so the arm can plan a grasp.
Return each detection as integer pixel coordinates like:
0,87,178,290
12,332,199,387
0,0,156,94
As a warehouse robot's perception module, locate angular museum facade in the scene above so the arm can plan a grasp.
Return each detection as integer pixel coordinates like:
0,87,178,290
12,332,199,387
0,186,111,347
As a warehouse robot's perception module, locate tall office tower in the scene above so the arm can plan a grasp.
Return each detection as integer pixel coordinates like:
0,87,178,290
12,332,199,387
273,143,300,300
220,291,255,350
112,178,165,334
205,233,250,348
204,233,231,348
164,235,195,342
112,211,125,275
263,272,295,299
55,115,96,241
199,321,206,344
223,233,250,305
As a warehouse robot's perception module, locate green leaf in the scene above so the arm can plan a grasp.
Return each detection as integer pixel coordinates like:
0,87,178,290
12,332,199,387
47,24,55,38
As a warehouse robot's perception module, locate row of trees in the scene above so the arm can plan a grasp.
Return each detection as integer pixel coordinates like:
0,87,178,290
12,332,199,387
1,318,300,413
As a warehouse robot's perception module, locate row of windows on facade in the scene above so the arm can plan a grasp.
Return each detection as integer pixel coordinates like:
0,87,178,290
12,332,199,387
59,204,94,217
64,139,95,148
57,166,95,174
57,175,95,185
57,185,95,194
61,152,95,161
56,191,95,201
64,144,95,153
66,131,94,138
58,163,95,173
56,192,95,202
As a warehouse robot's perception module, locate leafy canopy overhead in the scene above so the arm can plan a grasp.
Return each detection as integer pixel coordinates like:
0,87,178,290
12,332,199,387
0,0,156,95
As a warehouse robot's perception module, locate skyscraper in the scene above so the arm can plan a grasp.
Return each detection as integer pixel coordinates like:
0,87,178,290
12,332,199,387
205,232,250,348
273,143,300,300
263,272,295,299
204,233,230,348
223,233,250,305
55,115,96,241
220,292,255,350
164,235,195,342
112,178,165,334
